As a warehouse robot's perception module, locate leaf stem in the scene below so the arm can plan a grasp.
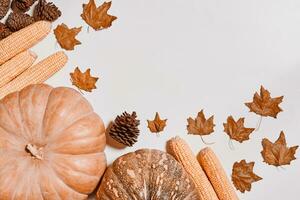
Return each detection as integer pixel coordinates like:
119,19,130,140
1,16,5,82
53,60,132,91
255,116,263,131
228,139,235,150
279,166,286,170
200,136,214,145
70,78,84,95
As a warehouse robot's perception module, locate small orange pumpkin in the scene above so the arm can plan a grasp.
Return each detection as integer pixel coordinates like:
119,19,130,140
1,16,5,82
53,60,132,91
0,84,106,200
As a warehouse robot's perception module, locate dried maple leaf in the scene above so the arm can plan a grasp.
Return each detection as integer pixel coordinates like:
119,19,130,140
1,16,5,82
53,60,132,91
223,116,255,143
70,67,99,92
147,112,167,133
81,0,117,31
232,160,262,193
261,131,298,166
54,23,82,51
245,86,283,118
187,110,215,136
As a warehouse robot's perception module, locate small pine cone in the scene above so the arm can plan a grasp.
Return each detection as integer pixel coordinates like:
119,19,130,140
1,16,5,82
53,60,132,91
0,0,10,19
33,0,61,22
6,12,35,32
0,23,12,40
11,0,37,13
109,112,140,147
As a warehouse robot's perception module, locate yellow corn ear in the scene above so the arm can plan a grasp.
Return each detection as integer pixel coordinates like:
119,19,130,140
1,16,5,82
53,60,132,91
0,51,37,88
198,147,239,200
0,21,51,65
167,136,219,200
0,51,68,99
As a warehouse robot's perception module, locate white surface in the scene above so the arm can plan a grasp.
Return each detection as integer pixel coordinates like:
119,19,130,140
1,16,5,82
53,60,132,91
31,0,300,199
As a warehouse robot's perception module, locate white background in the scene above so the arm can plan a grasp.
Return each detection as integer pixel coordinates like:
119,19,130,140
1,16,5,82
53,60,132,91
29,0,300,199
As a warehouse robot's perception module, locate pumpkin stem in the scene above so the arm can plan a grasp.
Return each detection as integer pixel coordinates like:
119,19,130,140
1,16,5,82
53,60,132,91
26,144,44,160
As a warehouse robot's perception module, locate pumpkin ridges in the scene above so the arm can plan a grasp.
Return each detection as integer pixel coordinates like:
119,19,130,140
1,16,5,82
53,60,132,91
46,112,104,143
135,149,152,198
97,149,199,200
8,158,33,200
0,154,20,192
0,179,14,198
42,87,93,138
39,165,87,200
45,111,96,142
16,91,36,143
49,135,106,155
149,149,195,199
148,149,181,198
106,152,145,199
50,152,106,177
0,126,26,152
12,160,40,200
98,192,111,200
51,160,101,194
0,92,30,141
42,89,82,137
25,164,44,200
0,93,23,137
19,84,53,142
0,84,106,199
39,166,62,199
98,167,132,200
111,151,146,199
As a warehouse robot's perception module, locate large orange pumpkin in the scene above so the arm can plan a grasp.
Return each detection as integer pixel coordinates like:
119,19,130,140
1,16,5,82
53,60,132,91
0,84,106,200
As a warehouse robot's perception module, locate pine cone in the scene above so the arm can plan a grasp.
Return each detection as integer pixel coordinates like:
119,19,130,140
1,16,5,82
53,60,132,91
109,112,140,147
33,0,61,22
6,12,34,32
0,23,12,40
0,0,10,19
11,0,37,12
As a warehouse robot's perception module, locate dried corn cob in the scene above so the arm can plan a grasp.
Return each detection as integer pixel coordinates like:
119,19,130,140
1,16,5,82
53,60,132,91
198,147,239,200
167,136,219,200
0,50,37,88
0,51,67,99
0,21,51,65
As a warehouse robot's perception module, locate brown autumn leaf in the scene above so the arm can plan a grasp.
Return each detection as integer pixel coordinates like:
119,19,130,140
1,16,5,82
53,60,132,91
223,116,255,143
54,23,82,51
245,85,283,118
261,131,298,167
187,110,215,136
70,67,99,92
81,0,117,31
147,112,167,133
232,160,262,193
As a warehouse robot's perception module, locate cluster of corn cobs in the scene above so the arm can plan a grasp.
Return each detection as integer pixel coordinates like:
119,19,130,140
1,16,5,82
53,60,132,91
0,0,61,40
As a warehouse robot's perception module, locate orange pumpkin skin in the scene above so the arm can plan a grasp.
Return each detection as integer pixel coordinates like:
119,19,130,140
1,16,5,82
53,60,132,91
0,84,106,200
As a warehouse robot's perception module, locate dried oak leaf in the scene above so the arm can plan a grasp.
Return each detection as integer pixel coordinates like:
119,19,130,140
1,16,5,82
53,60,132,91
54,23,82,51
232,160,262,193
147,112,167,133
187,110,215,136
223,116,255,143
245,86,283,118
261,131,298,167
81,0,117,31
70,67,98,92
